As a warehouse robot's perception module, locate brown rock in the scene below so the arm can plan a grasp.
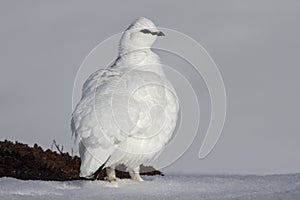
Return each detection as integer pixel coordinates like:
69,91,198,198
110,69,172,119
0,140,163,181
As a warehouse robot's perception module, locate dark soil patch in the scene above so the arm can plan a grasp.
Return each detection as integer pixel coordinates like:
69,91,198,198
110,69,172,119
0,140,163,181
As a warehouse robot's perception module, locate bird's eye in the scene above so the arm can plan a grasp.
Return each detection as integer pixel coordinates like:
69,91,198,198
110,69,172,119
140,29,152,34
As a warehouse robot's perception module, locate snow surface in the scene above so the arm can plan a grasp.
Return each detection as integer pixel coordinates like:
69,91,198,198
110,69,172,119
1,174,300,200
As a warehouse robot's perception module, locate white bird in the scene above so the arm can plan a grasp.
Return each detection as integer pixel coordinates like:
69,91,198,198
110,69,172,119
71,17,179,181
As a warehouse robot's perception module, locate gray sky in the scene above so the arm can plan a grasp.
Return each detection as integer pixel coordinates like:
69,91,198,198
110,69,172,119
1,0,300,175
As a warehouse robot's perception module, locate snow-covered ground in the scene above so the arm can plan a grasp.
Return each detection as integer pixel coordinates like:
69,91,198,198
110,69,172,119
0,173,300,200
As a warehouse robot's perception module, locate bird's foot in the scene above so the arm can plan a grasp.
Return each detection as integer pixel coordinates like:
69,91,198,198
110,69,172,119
106,167,116,182
108,178,117,182
129,171,144,182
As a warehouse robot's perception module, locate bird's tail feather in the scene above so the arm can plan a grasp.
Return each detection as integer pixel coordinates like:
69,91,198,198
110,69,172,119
79,141,114,178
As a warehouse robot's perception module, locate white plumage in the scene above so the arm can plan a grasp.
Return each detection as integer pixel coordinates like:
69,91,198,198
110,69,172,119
71,17,179,181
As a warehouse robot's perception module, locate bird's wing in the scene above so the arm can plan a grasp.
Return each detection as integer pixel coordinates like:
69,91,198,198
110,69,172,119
102,69,180,167
71,68,141,176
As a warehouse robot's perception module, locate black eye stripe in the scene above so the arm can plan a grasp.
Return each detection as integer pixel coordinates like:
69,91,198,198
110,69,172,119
140,29,160,36
140,29,152,34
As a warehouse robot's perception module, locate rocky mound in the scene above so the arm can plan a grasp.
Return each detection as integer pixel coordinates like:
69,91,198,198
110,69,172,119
0,140,163,181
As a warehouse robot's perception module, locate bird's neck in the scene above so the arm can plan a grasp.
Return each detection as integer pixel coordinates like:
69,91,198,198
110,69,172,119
113,49,166,77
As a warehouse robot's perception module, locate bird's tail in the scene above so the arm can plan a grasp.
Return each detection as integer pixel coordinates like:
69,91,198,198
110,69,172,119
79,141,114,178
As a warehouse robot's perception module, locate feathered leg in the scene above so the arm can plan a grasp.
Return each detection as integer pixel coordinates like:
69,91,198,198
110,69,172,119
106,167,116,182
129,166,144,182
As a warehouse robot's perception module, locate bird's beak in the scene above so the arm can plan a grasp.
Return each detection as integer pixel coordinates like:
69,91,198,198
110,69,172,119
157,31,165,37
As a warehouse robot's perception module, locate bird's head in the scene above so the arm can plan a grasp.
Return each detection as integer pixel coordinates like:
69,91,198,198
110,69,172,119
119,17,165,55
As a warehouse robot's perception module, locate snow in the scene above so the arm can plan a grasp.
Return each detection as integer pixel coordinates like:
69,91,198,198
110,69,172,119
1,174,300,200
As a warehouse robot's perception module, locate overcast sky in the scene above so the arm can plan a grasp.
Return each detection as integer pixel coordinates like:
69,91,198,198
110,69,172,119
1,0,300,175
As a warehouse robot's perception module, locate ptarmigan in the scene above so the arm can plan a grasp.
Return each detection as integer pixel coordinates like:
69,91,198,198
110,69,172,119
71,17,179,181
